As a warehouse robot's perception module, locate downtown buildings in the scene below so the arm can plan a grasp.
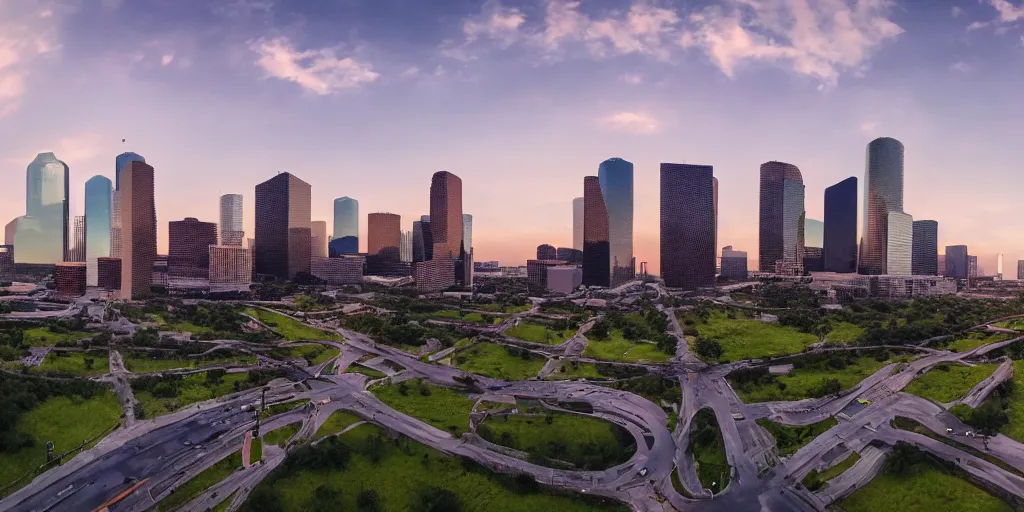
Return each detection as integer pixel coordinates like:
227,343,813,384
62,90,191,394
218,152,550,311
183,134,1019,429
758,161,805,275
823,177,858,273
120,161,157,299
860,137,905,275
13,153,69,264
84,175,112,285
599,158,634,287
660,164,715,290
413,171,467,292
332,197,359,255
912,220,939,276
582,176,609,287
254,172,311,281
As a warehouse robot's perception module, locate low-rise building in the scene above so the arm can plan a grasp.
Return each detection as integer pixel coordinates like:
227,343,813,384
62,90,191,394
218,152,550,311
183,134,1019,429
527,259,566,289
0,245,12,276
720,246,748,281
55,262,87,296
547,265,582,294
312,256,365,285
97,257,122,290
209,245,252,285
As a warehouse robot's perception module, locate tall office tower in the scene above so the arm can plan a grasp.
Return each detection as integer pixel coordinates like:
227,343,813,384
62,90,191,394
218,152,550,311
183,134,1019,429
823,177,858,273
412,215,433,262
713,177,719,259
968,255,978,278
332,197,359,254
168,217,218,277
537,244,557,260
598,158,634,286
911,220,938,275
110,191,122,259
219,194,244,246
572,197,584,251
429,171,464,282
660,164,716,289
400,230,413,262
14,153,69,263
945,245,968,278
311,220,328,258
4,218,17,245
254,172,312,281
1018,260,1024,280
115,152,145,190
367,213,402,258
582,176,610,287
938,254,946,276
758,161,804,273
69,216,85,262
860,137,905,275
84,175,112,286
462,213,474,286
804,219,824,248
780,179,806,275
998,254,1004,279
886,211,913,276
120,161,156,299
720,246,748,281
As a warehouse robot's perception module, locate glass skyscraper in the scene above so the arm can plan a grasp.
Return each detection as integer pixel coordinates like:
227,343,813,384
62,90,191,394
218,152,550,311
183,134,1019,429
886,211,913,276
946,245,969,278
15,152,69,264
462,213,473,254
598,158,633,286
860,137,904,275
660,164,715,290
804,219,824,248
84,175,112,286
758,161,804,274
115,152,145,190
219,193,244,246
412,215,432,263
824,177,858,273
572,197,584,251
582,176,609,287
333,197,359,254
781,179,806,275
254,173,311,281
912,220,938,276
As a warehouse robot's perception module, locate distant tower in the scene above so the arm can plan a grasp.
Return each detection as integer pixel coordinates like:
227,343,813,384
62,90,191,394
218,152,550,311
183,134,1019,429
84,175,112,286
582,176,609,287
311,220,328,259
911,220,938,276
332,197,359,254
860,137,905,275
599,158,634,286
758,161,804,274
115,152,145,190
998,253,1004,279
412,215,432,262
713,177,719,261
168,218,218,278
367,213,402,258
16,153,69,264
120,161,156,299
572,197,584,251
430,171,465,286
219,194,244,246
823,177,857,273
537,244,556,260
254,173,311,281
660,163,715,289
69,216,86,262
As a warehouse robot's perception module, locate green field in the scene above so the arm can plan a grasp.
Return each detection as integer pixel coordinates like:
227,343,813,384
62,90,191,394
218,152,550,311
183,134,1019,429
452,343,546,380
904,362,999,403
583,331,672,363
372,379,474,436
946,332,1011,353
242,308,343,342
312,411,364,441
345,364,387,379
996,361,1024,442
156,451,242,511
133,371,267,418
686,311,818,362
241,423,626,512
825,322,865,344
689,408,730,494
478,411,635,470
261,400,307,419
123,353,257,373
545,361,603,380
264,422,301,448
475,303,532,314
505,322,575,345
994,318,1024,331
839,456,1012,512
756,418,837,457
0,392,121,492
729,357,889,403
35,351,109,377
269,344,339,366
429,310,501,324
23,327,95,347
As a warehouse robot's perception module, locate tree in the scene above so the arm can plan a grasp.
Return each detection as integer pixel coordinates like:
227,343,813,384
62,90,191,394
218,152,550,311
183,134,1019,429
695,338,723,360
416,486,461,512
589,320,610,340
357,489,381,512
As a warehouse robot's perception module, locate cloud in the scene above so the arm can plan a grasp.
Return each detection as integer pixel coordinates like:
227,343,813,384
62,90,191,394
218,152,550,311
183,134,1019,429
859,121,878,134
681,0,904,89
949,61,971,73
967,20,990,31
969,0,1024,32
0,2,60,117
161,54,175,66
619,72,643,84
599,112,659,134
534,0,683,60
249,36,380,94
213,0,273,18
463,0,526,46
952,6,963,18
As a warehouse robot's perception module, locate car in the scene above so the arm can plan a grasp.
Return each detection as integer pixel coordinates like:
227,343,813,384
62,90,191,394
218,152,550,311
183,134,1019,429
182,440,192,446
637,468,648,477
946,428,954,433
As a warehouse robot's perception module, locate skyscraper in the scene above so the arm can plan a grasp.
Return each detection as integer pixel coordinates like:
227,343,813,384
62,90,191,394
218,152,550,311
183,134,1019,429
1017,260,1024,280
758,161,804,274
69,216,85,262
713,177,719,260
333,197,359,254
660,164,715,289
968,255,979,278
4,218,17,245
598,158,634,286
998,254,1004,279
572,197,584,251
367,213,402,258
823,177,858,273
219,194,244,246
115,152,145,190
168,217,218,277
537,244,556,260
860,137,905,275
311,220,328,259
400,230,413,262
911,220,938,276
254,172,311,281
15,153,69,264
120,161,156,299
84,175,112,286
804,219,824,248
412,215,432,263
945,245,968,278
462,213,474,286
886,211,913,276
430,172,463,260
582,176,609,287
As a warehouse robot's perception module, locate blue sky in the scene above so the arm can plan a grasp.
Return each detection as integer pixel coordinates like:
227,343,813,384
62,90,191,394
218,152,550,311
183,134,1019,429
1,0,1022,273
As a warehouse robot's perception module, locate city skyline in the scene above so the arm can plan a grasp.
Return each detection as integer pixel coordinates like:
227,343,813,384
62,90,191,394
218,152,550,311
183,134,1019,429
2,0,1022,273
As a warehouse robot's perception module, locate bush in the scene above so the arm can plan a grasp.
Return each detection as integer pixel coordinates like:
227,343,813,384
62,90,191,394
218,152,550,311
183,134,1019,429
695,338,723,360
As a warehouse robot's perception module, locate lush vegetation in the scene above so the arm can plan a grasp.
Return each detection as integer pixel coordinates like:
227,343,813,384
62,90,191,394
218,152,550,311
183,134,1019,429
132,369,284,418
728,352,893,403
995,318,1024,331
156,450,242,511
689,408,730,494
312,411,363,442
599,376,680,409
122,351,256,373
240,423,627,512
892,417,1023,477
945,332,1012,353
682,310,817,362
372,379,474,436
427,310,502,325
268,344,339,366
838,442,1012,512
264,423,302,448
477,410,636,470
261,400,307,419
243,308,343,342
339,313,469,350
34,350,109,377
452,343,546,381
21,326,94,347
997,361,1024,443
584,310,675,361
904,362,999,403
802,452,861,491
756,418,837,457
505,320,575,345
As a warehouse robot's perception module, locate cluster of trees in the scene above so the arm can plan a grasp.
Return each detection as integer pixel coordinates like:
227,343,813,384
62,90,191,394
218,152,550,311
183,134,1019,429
589,309,676,354
604,375,681,406
728,353,861,398
339,314,467,348
538,301,587,315
0,374,105,454
293,294,337,312
132,369,282,399
477,415,635,470
951,380,1014,436
755,284,821,309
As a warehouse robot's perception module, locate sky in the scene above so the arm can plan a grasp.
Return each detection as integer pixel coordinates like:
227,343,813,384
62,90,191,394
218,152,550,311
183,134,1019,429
1,0,1023,274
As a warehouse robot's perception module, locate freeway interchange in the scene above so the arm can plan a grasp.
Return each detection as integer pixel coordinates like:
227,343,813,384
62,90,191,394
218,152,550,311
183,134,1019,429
4,299,1024,512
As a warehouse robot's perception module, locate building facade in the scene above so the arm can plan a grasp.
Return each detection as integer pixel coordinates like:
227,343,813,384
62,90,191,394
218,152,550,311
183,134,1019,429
556,247,583,263
115,152,145,190
572,197,584,251
209,245,252,285
911,220,938,276
367,213,402,258
312,255,364,284
758,161,803,273
168,217,218,278
547,266,582,294
660,164,716,289
254,173,311,281
779,179,806,275
823,177,858,273
598,158,634,286
400,230,413,262
713,177,719,260
4,218,17,245
886,211,913,277
15,153,69,264
84,175,112,286
527,259,565,290
333,197,359,254
311,220,328,259
968,255,978,278
69,215,86,262
120,161,157,299
721,246,748,281
860,137,905,275
1018,260,1024,280
945,245,969,278
219,194,244,246
803,246,824,273
0,245,12,276
537,244,556,260
55,262,87,296
582,176,610,287
97,257,121,290
413,256,455,292
429,171,464,289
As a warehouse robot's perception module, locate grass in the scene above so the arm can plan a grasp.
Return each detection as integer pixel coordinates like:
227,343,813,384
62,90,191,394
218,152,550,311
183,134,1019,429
133,372,260,418
451,343,546,380
22,327,94,347
242,307,343,342
670,467,695,498
476,303,531,314
477,411,636,470
261,400,307,419
156,450,242,511
345,364,387,379
946,332,1012,353
904,362,999,403
312,411,364,441
825,322,864,344
818,451,861,482
429,310,500,324
994,318,1024,331
729,357,890,403
269,344,339,366
0,392,122,493
243,423,626,512
892,417,1023,478
122,353,256,373
505,322,575,345
251,437,263,464
1000,361,1024,443
34,350,109,377
584,329,672,363
685,311,818,362
211,492,237,512
689,408,730,494
264,422,301,448
372,379,474,436
838,455,1012,512
545,361,603,380
756,417,837,457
